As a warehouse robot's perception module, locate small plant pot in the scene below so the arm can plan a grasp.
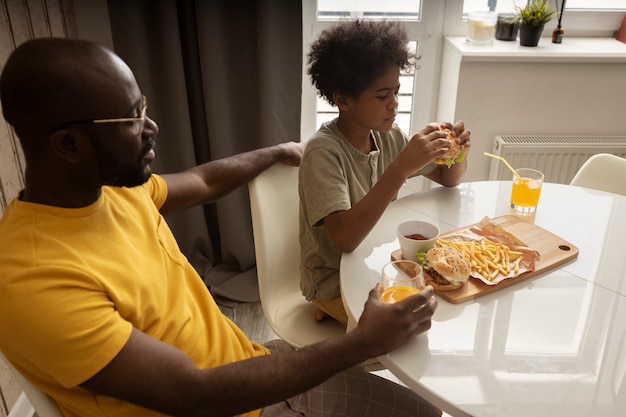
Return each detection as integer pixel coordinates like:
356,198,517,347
519,24,545,46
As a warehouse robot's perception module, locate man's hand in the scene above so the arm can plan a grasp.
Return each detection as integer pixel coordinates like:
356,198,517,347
353,284,437,358
276,141,305,167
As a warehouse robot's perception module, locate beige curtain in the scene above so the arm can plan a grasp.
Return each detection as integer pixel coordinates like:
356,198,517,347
106,0,302,301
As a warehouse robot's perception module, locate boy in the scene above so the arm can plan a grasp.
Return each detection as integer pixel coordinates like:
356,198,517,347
300,20,471,325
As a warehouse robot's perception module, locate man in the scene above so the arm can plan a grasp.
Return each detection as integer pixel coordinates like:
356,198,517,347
0,37,439,417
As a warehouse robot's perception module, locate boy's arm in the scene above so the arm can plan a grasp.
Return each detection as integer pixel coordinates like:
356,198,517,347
324,126,450,253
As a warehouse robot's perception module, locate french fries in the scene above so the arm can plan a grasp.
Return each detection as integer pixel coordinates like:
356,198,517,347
436,237,525,281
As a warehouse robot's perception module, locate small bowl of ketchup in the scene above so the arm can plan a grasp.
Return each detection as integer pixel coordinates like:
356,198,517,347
396,220,440,262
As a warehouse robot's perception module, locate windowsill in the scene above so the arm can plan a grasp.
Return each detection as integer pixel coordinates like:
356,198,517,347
445,36,626,63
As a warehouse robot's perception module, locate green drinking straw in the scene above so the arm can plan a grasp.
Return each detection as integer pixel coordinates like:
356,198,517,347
483,152,521,179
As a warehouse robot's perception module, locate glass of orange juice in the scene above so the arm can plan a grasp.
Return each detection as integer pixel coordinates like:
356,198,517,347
511,168,544,214
381,260,425,304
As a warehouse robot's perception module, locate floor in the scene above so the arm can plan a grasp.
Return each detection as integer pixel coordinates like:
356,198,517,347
0,360,22,417
214,294,279,344
214,295,452,417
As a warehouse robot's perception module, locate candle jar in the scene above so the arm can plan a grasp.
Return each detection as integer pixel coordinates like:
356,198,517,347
495,13,519,41
466,11,497,45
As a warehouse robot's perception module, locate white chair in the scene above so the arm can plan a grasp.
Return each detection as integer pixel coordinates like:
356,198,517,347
0,351,63,417
569,153,626,196
248,164,346,348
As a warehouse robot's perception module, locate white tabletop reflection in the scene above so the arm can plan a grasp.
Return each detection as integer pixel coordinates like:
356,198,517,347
340,181,626,417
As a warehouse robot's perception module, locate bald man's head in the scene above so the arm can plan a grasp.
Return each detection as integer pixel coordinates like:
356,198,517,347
1,37,138,139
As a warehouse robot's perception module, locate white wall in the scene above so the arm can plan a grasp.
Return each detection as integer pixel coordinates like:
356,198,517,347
437,39,626,182
456,61,626,182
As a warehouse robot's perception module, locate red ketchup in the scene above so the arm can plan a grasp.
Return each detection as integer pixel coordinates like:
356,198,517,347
405,233,428,241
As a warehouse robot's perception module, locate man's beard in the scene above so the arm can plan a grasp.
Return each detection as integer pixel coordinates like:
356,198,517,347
104,160,152,188
94,139,154,187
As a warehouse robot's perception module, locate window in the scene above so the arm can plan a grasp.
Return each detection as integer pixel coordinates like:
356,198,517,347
462,0,626,14
317,0,421,21
311,2,425,134
302,1,442,140
313,42,417,134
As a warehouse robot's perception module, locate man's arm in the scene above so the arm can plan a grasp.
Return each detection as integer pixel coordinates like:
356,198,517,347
80,285,436,417
158,141,304,216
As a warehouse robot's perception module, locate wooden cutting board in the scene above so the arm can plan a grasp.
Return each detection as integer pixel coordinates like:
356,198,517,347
391,215,579,304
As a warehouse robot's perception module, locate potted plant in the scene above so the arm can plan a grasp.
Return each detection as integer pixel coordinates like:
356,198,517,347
514,0,557,46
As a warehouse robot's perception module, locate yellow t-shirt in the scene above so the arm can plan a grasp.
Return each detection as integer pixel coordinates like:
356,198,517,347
0,175,268,417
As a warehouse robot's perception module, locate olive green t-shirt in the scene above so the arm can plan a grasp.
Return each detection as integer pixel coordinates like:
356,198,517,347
298,119,436,301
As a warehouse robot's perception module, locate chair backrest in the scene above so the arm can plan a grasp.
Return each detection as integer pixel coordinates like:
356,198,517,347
249,164,301,315
569,153,626,196
248,164,345,347
0,351,64,417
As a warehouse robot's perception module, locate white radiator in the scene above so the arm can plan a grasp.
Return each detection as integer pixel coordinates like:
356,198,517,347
488,135,626,184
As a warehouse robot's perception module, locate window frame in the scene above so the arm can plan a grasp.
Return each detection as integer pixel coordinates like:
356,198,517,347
301,1,445,139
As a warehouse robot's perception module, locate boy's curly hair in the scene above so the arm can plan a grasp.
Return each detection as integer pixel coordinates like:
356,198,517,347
307,19,416,106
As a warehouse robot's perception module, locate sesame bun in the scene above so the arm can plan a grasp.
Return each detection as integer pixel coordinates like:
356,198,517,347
425,246,470,290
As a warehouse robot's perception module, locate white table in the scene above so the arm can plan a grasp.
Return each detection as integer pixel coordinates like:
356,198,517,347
340,181,626,417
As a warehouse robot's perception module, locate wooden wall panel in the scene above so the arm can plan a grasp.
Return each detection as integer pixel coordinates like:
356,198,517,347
0,121,23,213
0,2,17,214
4,1,34,46
51,0,76,37
0,1,78,414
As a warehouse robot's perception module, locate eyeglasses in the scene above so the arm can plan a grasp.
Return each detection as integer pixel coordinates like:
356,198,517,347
59,95,147,135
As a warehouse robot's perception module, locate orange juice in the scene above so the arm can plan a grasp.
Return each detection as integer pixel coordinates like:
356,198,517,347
381,285,420,303
511,177,542,207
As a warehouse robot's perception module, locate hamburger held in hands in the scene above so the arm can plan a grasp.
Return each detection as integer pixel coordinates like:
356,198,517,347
435,124,466,168
417,246,471,291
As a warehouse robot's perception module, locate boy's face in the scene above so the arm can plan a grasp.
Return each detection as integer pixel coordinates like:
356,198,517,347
343,65,400,133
